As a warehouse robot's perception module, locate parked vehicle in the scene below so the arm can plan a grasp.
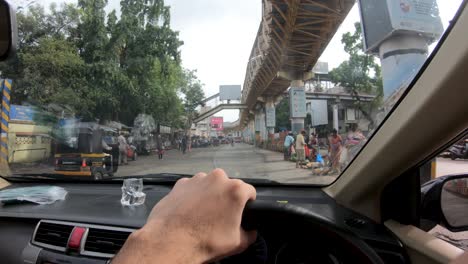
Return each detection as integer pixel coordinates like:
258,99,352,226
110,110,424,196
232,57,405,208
448,142,468,160
127,144,137,161
132,114,157,155
55,123,118,180
211,138,220,146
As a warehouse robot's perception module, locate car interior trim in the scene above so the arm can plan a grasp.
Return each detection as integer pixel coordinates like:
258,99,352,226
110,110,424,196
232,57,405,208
384,220,464,264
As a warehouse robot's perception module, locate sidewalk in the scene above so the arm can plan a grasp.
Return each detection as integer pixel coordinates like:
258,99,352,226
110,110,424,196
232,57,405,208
250,147,338,185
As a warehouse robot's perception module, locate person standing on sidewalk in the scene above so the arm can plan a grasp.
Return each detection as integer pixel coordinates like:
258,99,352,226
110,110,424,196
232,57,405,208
187,136,192,152
329,129,343,174
118,132,128,165
283,132,295,160
295,131,306,168
156,134,164,160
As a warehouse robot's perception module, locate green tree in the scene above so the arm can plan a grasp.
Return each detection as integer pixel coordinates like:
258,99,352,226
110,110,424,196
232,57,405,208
14,37,91,117
180,69,205,131
275,98,291,131
0,0,197,130
329,22,383,128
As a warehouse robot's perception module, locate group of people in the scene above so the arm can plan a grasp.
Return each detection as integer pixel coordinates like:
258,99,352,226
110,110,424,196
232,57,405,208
113,132,169,163
283,125,366,174
177,136,189,154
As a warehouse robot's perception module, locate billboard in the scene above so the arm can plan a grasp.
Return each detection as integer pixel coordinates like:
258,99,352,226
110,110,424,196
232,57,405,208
10,105,35,122
359,0,443,53
210,116,224,131
312,61,329,75
289,87,306,118
310,100,328,126
219,85,241,101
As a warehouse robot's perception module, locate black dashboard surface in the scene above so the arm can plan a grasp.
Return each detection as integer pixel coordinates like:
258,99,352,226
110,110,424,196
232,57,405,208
0,182,407,263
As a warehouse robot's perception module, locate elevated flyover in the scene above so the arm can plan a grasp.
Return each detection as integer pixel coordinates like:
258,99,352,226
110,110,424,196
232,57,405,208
240,0,354,128
193,103,247,124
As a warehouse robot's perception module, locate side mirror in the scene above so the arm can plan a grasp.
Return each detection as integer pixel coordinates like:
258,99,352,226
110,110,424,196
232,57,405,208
421,174,468,232
0,0,17,61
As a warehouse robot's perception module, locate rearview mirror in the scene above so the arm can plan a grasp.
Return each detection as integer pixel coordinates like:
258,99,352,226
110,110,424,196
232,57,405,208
421,174,468,232
0,0,17,61
441,177,468,229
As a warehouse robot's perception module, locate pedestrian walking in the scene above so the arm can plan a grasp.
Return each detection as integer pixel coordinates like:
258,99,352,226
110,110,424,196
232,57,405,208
156,134,164,160
283,132,294,160
118,132,128,165
181,135,187,154
329,129,343,174
295,131,307,168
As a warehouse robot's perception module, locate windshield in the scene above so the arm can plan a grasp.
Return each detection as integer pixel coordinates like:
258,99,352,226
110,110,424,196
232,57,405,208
0,0,464,184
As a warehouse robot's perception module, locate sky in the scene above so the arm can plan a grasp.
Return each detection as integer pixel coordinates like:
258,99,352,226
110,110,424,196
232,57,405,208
16,0,463,122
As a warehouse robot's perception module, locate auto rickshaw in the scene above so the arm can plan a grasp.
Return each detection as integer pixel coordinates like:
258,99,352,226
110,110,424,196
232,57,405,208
54,122,119,180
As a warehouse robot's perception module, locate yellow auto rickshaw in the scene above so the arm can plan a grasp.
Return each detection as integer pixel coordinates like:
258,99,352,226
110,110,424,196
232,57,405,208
54,122,119,180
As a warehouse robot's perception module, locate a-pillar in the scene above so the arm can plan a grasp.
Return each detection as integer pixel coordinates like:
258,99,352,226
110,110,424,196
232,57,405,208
290,80,305,133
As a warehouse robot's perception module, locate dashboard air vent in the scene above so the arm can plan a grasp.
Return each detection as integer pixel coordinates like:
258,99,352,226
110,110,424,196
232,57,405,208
84,228,131,255
33,221,74,249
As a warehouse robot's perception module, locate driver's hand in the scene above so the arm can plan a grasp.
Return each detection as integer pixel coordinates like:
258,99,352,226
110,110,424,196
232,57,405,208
113,169,257,264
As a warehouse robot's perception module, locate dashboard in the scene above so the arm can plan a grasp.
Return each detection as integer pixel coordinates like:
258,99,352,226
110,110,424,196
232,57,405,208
0,182,409,263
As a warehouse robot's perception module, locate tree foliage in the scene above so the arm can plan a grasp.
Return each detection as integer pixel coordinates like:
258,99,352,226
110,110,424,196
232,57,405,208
329,22,383,127
0,0,202,128
275,98,291,131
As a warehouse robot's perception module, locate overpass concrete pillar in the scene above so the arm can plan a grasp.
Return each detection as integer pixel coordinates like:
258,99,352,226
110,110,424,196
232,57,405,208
277,71,312,134
290,80,306,134
332,103,339,131
265,97,276,135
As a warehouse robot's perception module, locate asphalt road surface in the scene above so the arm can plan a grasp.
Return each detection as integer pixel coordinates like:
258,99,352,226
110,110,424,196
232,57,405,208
116,143,336,185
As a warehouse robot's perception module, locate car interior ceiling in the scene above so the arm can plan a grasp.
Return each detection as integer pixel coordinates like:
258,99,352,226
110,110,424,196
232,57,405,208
1,2,468,264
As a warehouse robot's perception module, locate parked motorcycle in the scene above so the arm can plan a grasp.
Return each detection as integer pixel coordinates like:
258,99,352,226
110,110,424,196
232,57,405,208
448,143,468,160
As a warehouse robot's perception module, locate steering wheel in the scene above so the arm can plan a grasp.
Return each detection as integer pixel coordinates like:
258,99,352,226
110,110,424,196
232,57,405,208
239,201,384,264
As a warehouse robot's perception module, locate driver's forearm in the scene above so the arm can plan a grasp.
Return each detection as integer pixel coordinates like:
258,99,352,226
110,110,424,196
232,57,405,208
112,225,203,264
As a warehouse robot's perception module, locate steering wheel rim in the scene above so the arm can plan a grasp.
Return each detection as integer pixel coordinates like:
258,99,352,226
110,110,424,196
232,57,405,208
241,201,384,264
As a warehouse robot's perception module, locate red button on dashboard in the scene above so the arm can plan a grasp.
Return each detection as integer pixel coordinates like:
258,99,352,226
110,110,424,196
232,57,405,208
68,226,86,249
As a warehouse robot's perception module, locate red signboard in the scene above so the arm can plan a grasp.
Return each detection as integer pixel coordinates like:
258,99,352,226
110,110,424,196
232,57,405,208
210,117,224,131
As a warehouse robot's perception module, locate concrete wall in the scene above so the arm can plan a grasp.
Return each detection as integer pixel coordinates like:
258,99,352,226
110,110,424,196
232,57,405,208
8,122,52,164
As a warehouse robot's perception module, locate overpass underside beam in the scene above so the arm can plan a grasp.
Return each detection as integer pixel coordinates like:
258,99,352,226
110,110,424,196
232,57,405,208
240,0,355,128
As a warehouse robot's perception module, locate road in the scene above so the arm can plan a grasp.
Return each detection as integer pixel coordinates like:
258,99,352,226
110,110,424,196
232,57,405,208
116,143,336,185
